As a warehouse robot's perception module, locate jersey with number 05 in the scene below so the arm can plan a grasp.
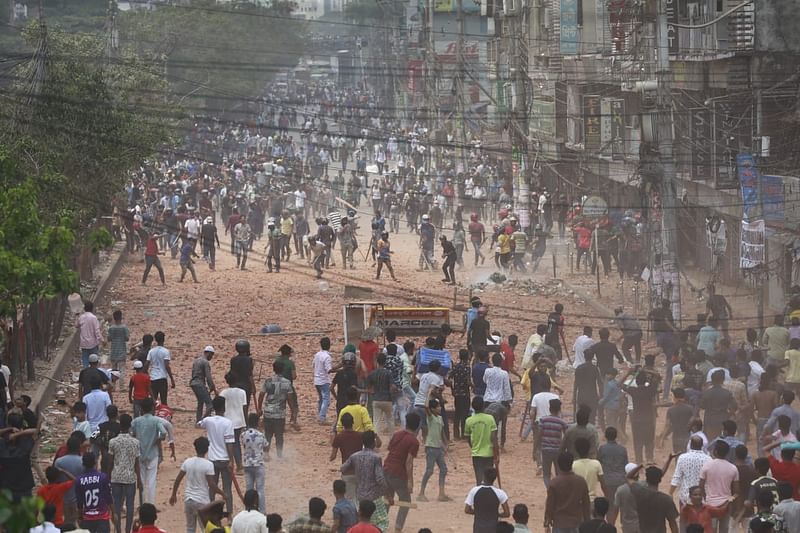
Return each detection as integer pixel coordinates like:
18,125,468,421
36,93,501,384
74,469,113,520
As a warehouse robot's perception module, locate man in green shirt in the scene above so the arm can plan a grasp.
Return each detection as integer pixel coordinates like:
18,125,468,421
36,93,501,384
464,396,499,484
275,344,299,430
418,398,451,502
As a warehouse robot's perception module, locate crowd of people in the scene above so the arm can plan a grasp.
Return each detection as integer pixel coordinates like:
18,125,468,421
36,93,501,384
4,74,800,533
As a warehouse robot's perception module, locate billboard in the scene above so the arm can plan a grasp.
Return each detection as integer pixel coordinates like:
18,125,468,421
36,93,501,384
560,0,579,55
583,94,602,151
369,307,450,336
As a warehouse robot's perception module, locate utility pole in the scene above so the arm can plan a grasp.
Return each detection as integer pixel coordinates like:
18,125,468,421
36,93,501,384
507,0,531,231
655,0,681,324
423,0,438,171
455,0,468,202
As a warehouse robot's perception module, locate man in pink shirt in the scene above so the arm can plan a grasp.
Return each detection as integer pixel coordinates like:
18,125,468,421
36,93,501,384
699,440,739,533
77,301,104,368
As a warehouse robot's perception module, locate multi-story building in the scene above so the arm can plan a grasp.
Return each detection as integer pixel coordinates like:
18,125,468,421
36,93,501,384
523,0,800,309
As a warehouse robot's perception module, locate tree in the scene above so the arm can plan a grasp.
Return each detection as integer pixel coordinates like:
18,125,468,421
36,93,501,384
2,22,174,229
117,0,306,108
0,149,77,379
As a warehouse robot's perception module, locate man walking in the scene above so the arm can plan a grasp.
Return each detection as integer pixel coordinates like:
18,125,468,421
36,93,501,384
169,436,225,533
465,396,499,485
131,398,166,505
234,216,252,270
190,346,216,423
544,451,591,532
78,301,104,369
341,431,389,532
257,360,297,459
197,396,236,514
200,217,220,270
383,413,420,532
108,414,141,533
313,337,333,425
141,233,166,286
146,331,175,406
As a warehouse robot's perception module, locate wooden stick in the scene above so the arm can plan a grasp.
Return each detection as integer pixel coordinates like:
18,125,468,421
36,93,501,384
221,330,331,338
394,501,418,509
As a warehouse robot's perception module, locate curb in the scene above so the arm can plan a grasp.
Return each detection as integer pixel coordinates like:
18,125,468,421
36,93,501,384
31,244,128,410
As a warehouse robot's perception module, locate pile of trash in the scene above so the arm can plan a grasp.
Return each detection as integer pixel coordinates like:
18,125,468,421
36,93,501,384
470,275,571,298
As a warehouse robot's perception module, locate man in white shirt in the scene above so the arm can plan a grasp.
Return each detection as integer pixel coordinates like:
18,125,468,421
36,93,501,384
29,504,60,533
483,354,512,404
230,489,268,533
747,351,766,396
572,326,596,369
670,435,712,508
169,435,225,533
220,374,248,472
185,213,201,247
146,331,176,405
83,377,112,432
197,396,236,514
312,337,333,424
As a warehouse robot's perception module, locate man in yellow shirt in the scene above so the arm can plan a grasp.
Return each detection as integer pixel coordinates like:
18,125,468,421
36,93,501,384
785,337,800,393
336,386,376,434
571,437,606,499
280,210,294,261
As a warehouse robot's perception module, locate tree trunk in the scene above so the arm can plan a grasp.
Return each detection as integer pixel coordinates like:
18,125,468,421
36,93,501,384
25,307,34,382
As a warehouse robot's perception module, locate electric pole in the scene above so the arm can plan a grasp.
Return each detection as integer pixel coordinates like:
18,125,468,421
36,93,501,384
507,0,531,230
454,0,468,201
655,0,681,323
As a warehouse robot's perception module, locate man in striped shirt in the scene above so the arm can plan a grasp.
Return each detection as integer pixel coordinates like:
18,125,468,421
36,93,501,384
539,398,568,488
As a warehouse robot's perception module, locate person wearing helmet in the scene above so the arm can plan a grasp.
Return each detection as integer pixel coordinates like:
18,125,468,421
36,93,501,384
419,214,436,270
376,231,398,281
230,340,256,412
439,235,457,285
265,217,282,273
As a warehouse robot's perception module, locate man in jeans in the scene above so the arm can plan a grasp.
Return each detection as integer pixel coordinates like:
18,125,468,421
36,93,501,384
108,414,141,533
190,347,217,423
383,412,420,532
312,337,333,424
197,396,235,514
131,398,166,504
539,399,569,488
77,301,104,369
141,233,166,286
257,360,297,459
169,436,225,533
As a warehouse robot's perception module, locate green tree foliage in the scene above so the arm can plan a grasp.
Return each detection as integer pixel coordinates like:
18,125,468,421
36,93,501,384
0,150,77,319
118,0,306,107
0,491,43,532
2,23,174,228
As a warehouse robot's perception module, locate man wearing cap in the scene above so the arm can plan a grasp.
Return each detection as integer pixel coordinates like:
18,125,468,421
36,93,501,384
79,353,110,398
190,347,217,423
419,213,436,270
200,217,220,271
185,211,201,253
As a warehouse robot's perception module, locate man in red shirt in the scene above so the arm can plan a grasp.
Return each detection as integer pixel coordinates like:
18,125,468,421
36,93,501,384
383,412,421,532
330,413,365,501
499,334,523,380
141,233,165,286
766,444,800,500
37,466,75,530
225,208,242,256
574,222,592,272
128,360,151,418
359,337,379,374
348,500,383,533
134,503,166,533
